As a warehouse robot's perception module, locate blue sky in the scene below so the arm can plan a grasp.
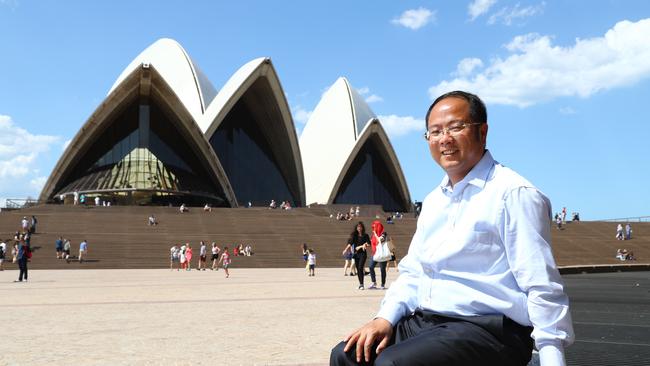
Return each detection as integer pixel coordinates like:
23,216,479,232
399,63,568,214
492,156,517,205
1,0,649,220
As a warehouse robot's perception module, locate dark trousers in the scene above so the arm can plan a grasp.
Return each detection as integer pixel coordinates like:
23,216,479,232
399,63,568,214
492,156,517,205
18,258,28,281
369,258,387,287
330,310,533,366
354,253,367,286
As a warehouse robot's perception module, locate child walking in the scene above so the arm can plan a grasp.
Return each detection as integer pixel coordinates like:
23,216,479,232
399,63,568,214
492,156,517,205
307,249,316,277
219,246,231,278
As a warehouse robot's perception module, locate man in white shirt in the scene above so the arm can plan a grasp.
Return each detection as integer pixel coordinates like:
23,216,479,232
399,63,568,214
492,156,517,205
330,91,574,366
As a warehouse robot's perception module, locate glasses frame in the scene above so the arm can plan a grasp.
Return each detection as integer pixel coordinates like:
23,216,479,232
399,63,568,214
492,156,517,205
423,121,483,141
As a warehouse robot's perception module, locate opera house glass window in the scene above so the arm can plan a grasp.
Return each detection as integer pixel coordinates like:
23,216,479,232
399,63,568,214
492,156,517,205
210,99,296,207
55,102,226,205
333,139,405,212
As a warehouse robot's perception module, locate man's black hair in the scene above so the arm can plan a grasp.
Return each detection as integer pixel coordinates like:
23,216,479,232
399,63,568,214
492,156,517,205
425,91,487,129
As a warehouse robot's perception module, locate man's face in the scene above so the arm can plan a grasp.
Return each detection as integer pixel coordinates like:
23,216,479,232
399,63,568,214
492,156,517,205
426,97,488,185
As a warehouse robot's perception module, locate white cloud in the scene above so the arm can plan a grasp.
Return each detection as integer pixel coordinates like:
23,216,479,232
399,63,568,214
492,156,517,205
355,87,383,103
456,58,484,77
559,107,576,115
30,176,47,191
488,2,545,26
429,18,650,107
292,106,313,124
365,94,384,103
378,115,424,137
468,0,498,21
391,7,435,30
0,115,59,179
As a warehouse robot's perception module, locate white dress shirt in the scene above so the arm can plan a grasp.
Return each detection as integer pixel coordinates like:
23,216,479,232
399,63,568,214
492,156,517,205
376,150,574,366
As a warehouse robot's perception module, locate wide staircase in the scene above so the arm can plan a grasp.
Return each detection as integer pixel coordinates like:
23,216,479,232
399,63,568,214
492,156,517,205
0,204,416,269
0,205,648,270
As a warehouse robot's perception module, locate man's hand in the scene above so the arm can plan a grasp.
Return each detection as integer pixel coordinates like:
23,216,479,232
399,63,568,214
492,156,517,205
343,318,393,363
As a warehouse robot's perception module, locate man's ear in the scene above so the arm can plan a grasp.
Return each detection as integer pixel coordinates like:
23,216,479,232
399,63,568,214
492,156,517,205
480,123,488,146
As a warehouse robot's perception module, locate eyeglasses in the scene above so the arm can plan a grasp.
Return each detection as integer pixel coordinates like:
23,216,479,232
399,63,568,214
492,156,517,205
423,121,482,141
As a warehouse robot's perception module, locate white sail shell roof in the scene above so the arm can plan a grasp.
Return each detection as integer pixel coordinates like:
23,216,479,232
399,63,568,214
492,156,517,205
109,38,217,122
200,57,305,206
300,77,391,205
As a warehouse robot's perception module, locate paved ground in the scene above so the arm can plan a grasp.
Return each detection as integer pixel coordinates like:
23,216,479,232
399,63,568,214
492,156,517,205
1,268,648,365
563,271,650,366
0,267,386,366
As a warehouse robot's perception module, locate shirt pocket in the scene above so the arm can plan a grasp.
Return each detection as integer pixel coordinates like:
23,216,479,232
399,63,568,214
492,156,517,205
443,230,501,271
463,230,495,253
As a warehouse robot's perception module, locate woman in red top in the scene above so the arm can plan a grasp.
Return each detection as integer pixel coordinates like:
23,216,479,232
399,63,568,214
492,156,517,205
368,220,388,289
185,244,193,271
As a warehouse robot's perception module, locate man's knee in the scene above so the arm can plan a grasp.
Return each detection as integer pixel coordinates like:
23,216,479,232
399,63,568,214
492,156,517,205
330,341,351,366
330,340,376,366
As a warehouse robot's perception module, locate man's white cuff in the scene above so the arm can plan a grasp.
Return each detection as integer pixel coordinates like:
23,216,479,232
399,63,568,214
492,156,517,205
538,344,566,366
375,304,403,326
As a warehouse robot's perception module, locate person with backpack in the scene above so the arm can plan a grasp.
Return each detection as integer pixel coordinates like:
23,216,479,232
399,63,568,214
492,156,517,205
15,239,31,282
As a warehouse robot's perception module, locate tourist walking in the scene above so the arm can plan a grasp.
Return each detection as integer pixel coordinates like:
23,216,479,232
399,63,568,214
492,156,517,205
616,224,624,240
219,246,231,278
301,243,309,274
14,240,30,282
342,241,355,276
0,239,6,271
349,222,370,290
307,249,316,276
21,216,29,232
211,242,220,270
79,239,88,263
185,244,193,270
198,241,207,270
30,215,38,234
179,243,187,270
63,238,71,262
368,220,388,289
55,237,63,259
625,223,632,240
170,244,180,271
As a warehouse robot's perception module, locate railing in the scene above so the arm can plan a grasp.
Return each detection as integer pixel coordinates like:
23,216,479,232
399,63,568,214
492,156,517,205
4,198,46,209
599,216,650,223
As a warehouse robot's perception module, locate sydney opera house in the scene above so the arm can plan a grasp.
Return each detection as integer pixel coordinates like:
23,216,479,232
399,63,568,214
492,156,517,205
39,39,411,212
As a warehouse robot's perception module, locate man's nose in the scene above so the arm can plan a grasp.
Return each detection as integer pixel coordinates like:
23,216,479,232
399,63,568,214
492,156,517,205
437,130,454,144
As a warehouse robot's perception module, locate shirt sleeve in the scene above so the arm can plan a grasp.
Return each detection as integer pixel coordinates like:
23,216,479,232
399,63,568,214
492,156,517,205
375,222,424,325
502,187,575,366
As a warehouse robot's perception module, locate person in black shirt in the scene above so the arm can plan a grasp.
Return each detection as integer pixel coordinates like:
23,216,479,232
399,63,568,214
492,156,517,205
348,221,370,290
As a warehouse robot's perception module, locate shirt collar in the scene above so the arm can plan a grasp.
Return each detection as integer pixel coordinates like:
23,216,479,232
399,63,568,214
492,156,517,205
439,150,495,194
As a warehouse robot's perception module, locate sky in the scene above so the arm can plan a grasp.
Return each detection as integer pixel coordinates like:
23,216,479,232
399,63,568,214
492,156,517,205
1,0,649,220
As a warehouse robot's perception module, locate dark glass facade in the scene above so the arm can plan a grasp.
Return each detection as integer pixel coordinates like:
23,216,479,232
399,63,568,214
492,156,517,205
209,80,298,207
54,100,228,206
333,137,406,212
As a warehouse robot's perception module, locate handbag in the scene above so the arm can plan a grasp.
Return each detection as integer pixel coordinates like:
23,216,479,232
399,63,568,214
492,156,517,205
373,236,392,262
